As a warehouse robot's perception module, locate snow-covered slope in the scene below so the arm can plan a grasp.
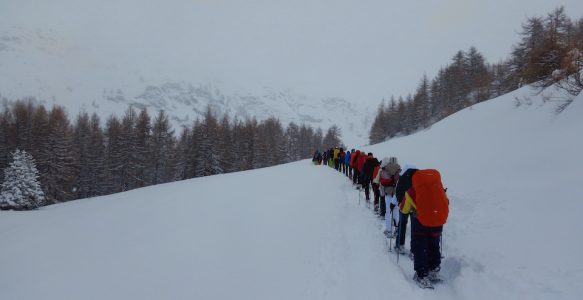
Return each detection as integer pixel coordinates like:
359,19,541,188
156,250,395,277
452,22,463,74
1,85,581,300
365,85,583,299
0,26,371,146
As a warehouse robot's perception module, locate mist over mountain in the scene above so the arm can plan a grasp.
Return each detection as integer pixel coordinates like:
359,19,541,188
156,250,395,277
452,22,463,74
0,25,372,145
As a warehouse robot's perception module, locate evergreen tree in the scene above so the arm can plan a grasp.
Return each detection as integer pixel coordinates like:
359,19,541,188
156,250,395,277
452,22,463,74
261,117,287,166
134,108,152,187
120,107,138,190
369,100,387,144
104,115,124,194
72,112,93,199
218,114,235,173
298,124,316,158
43,106,74,203
323,125,342,150
12,100,35,151
0,108,13,182
86,113,106,196
173,126,190,180
197,107,222,176
151,110,174,184
312,128,324,154
0,149,45,210
284,122,298,161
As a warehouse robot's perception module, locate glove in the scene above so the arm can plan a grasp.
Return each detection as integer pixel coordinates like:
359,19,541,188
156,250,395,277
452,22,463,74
389,203,396,211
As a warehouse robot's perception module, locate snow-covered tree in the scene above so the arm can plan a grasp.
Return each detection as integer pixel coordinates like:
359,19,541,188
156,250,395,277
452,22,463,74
0,149,45,210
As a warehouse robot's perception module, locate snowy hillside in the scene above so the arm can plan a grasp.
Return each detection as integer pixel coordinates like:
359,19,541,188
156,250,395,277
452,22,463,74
1,85,582,300
0,26,371,146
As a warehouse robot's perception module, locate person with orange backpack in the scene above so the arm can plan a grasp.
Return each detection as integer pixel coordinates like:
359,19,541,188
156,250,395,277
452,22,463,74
394,164,416,254
398,166,449,289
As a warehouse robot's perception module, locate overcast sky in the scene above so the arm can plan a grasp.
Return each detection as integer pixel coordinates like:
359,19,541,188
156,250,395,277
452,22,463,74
1,0,582,105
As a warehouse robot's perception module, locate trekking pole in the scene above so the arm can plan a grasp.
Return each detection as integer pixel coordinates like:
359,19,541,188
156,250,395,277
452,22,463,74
396,216,401,264
358,189,361,206
389,208,393,251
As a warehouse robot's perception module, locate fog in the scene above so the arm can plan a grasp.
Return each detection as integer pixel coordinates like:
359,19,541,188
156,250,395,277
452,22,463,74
1,0,582,104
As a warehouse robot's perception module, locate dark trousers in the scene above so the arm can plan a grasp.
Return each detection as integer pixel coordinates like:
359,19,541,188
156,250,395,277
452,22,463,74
352,169,359,184
379,195,386,216
397,212,409,247
411,216,442,277
372,183,380,207
363,179,371,200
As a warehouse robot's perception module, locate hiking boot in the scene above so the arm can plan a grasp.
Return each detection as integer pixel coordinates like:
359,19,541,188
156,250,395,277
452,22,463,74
413,273,434,289
427,267,442,283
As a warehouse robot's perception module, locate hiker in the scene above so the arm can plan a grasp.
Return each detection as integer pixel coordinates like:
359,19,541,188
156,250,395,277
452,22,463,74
371,158,382,214
375,157,400,223
328,148,334,167
398,166,449,288
333,147,340,170
357,150,367,187
361,152,377,201
312,150,321,165
350,150,361,185
344,150,351,177
338,148,345,173
394,164,417,254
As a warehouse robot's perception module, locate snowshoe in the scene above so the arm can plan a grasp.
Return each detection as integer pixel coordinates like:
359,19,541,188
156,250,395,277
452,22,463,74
427,268,443,283
384,229,396,238
413,273,434,289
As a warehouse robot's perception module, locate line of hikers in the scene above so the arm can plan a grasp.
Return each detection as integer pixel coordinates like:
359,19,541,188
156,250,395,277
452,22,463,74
312,147,450,289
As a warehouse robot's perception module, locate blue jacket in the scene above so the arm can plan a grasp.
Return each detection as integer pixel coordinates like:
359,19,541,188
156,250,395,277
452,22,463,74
345,151,351,165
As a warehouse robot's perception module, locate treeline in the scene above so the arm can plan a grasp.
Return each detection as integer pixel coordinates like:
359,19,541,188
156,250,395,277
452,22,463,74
0,99,343,206
369,7,583,144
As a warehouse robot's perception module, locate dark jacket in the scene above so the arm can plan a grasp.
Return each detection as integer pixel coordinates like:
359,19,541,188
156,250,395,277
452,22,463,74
395,168,417,204
361,157,379,182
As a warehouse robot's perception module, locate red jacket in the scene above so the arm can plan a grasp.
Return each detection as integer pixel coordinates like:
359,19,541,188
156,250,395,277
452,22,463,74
357,154,367,171
350,151,360,168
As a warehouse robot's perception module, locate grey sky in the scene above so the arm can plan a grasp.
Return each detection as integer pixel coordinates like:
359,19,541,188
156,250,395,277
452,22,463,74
1,0,582,105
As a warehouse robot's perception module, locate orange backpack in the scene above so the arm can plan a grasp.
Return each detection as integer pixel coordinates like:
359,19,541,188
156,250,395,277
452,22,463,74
412,169,449,227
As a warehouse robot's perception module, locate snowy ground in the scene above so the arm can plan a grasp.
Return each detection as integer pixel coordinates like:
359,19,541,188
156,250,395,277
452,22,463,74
1,85,582,299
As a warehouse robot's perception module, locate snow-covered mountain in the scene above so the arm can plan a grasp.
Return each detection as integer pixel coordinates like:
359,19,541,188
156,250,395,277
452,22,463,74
0,26,372,146
1,83,581,299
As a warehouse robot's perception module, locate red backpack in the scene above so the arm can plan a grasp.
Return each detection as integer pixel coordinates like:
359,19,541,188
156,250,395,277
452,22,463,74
412,169,449,227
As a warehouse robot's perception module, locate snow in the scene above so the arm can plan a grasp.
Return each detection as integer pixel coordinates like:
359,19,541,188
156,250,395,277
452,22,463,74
1,85,582,299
